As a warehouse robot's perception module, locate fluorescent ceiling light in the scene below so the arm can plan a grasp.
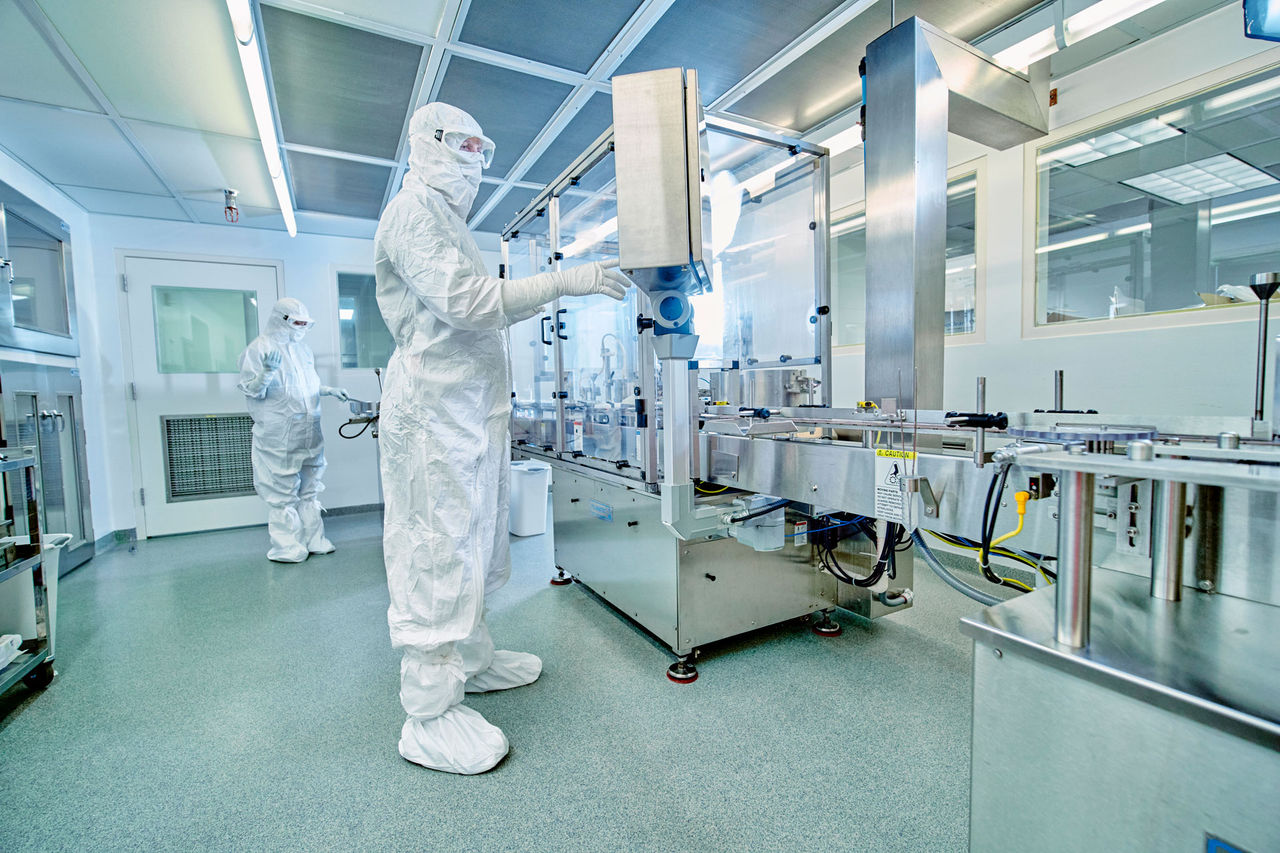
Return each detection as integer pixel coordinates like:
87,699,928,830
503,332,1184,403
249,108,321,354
1213,203,1280,225
1203,75,1280,115
226,0,297,237
1212,191,1280,216
1121,154,1277,205
1036,232,1108,254
830,215,865,237
338,308,355,320
993,0,1171,71
561,216,617,259
947,177,977,197
1113,222,1151,236
1039,119,1182,167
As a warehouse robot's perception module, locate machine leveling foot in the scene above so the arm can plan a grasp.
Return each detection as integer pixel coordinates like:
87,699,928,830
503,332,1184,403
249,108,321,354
550,567,572,586
812,611,843,637
667,657,698,684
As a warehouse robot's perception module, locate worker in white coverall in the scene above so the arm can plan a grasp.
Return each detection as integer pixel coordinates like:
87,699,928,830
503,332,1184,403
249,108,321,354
238,297,349,563
373,102,632,774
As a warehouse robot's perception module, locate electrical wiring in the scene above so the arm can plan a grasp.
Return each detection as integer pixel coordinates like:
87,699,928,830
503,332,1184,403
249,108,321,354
694,481,730,495
785,518,864,539
926,530,1054,588
727,499,791,524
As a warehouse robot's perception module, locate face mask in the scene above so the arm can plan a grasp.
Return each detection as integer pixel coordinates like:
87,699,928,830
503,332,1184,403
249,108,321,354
289,325,309,343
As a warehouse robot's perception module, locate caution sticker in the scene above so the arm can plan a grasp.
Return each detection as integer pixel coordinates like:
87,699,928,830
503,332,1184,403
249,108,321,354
874,449,915,523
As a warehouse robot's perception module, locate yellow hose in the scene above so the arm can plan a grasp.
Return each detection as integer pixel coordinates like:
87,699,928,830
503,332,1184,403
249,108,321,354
991,491,1031,547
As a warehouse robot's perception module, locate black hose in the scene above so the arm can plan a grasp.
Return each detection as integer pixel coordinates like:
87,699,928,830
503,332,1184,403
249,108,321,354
911,530,1003,607
727,499,790,524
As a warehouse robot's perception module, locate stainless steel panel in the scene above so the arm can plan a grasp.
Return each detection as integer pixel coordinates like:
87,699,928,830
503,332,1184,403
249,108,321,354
552,470,681,648
971,639,1280,852
612,67,706,278
260,4,421,160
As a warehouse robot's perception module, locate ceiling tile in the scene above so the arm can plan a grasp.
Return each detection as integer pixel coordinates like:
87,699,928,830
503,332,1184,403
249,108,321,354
129,122,276,209
522,92,613,185
470,181,499,215
459,0,643,74
474,186,541,233
726,0,1041,132
0,100,166,193
262,5,423,160
435,56,573,179
288,151,392,219
615,0,847,104
58,185,185,219
35,0,256,137
286,0,447,40
0,2,99,111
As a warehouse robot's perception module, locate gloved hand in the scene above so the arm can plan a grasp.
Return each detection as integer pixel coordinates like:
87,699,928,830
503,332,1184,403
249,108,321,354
321,386,350,402
501,262,633,318
262,349,282,371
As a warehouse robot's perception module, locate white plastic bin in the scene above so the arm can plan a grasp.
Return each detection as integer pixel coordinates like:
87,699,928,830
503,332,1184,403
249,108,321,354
509,461,552,537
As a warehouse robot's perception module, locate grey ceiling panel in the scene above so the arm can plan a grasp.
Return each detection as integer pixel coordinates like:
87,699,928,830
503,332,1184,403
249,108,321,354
726,0,1041,132
58,186,185,219
458,0,643,74
615,0,847,103
435,57,573,178
522,93,613,185
475,187,542,234
262,5,422,160
288,151,392,219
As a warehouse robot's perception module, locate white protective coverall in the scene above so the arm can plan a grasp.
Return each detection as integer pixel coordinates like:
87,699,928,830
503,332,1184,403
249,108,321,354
374,102,631,774
238,298,349,563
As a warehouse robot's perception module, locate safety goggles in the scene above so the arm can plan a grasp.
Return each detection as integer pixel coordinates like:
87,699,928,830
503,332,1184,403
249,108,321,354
283,315,314,328
435,128,495,168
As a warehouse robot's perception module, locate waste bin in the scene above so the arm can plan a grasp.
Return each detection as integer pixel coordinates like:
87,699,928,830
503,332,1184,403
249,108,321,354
509,461,552,537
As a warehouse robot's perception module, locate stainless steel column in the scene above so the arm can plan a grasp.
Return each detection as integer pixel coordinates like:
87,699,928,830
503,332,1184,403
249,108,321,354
1150,480,1187,601
1055,471,1095,647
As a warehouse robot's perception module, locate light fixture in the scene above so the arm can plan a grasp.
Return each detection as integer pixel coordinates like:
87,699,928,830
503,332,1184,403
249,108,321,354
1038,119,1182,167
1121,154,1277,205
226,0,297,236
993,0,1172,71
1036,232,1108,254
339,307,355,321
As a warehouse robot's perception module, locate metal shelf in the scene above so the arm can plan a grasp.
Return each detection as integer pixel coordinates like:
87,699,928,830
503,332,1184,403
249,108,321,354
0,642,47,694
0,553,41,585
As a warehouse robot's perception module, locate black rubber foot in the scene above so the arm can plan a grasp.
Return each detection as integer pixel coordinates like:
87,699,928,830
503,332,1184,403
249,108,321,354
666,660,698,684
812,619,843,637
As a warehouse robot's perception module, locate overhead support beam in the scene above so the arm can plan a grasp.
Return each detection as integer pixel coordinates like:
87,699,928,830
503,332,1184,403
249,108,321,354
863,17,1047,410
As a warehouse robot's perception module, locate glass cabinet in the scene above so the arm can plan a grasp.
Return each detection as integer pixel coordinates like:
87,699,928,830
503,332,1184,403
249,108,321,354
0,180,78,357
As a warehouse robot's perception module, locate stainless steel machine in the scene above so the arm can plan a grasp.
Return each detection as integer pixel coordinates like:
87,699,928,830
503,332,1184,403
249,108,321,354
503,20,1278,848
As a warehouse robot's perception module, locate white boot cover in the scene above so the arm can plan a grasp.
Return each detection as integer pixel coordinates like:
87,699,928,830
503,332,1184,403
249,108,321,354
456,617,543,693
266,506,308,562
399,705,509,775
298,499,335,554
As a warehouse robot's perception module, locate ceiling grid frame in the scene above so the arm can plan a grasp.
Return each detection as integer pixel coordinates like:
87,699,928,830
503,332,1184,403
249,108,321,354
12,0,201,223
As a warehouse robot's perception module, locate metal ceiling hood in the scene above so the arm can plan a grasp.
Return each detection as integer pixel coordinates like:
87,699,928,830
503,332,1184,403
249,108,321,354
863,16,1048,410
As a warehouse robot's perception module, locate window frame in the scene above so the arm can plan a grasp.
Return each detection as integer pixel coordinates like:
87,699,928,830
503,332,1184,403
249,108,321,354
330,265,391,373
1021,52,1280,340
829,157,989,354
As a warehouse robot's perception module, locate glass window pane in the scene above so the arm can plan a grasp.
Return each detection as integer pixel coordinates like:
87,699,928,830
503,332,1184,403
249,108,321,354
507,235,557,448
1035,66,1280,325
152,286,258,374
8,212,70,337
831,174,978,346
337,273,394,369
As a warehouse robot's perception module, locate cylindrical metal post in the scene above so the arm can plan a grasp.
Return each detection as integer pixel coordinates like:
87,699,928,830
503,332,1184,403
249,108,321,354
1256,296,1271,422
1190,484,1224,594
1055,471,1095,647
974,376,986,469
1150,480,1187,601
1053,369,1064,411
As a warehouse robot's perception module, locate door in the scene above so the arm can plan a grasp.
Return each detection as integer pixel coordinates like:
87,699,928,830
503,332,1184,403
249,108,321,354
122,255,280,537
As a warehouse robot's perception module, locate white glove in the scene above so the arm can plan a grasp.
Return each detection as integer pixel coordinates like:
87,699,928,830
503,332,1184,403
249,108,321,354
262,349,282,372
501,262,633,317
321,386,350,402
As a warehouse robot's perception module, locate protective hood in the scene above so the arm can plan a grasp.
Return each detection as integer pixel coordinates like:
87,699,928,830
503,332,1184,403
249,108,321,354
267,297,313,344
402,102,495,220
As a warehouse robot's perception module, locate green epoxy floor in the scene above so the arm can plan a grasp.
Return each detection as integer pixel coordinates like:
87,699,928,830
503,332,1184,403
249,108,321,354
0,510,984,851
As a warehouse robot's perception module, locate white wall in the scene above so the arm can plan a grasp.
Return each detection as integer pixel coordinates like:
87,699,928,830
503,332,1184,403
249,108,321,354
829,5,1280,420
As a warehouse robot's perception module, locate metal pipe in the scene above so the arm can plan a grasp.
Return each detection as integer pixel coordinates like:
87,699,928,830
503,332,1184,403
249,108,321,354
1190,484,1224,594
1055,470,1095,648
974,376,986,469
1053,369,1064,411
1150,480,1187,601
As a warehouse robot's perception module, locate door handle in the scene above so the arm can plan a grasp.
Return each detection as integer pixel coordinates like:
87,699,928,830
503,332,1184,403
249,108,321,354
556,307,568,340
53,411,66,432
540,315,553,346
